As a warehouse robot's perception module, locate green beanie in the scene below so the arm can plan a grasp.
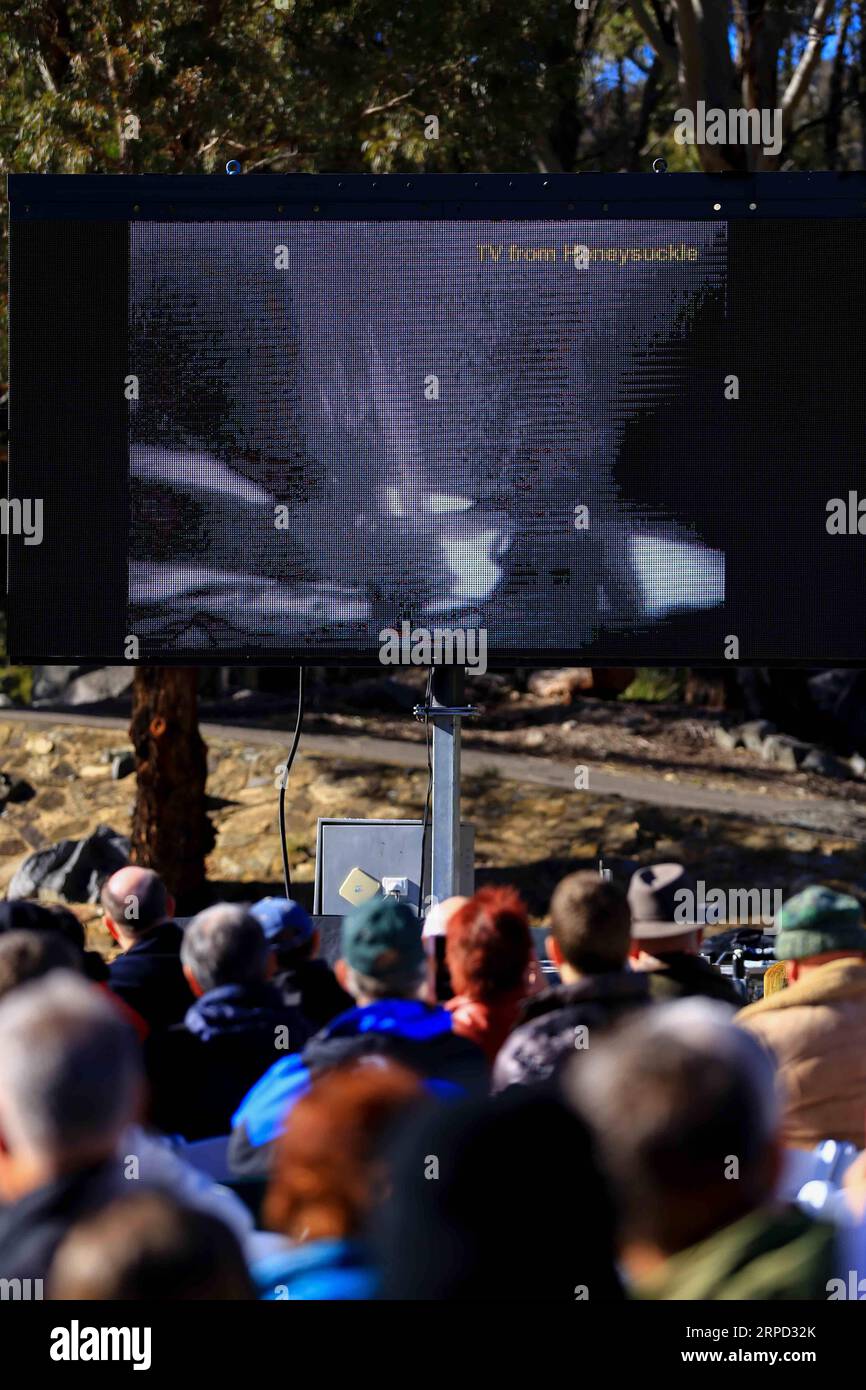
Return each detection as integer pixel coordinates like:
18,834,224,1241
774,886,866,962
341,897,425,983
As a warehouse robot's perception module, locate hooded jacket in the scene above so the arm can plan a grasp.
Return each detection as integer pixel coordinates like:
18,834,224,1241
229,998,488,1177
491,971,650,1092
736,956,866,1148
144,982,312,1141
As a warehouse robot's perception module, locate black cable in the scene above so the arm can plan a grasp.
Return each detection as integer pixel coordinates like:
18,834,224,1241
279,665,305,899
418,667,433,921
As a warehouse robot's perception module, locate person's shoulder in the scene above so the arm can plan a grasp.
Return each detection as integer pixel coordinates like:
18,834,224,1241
273,997,314,1044
109,931,182,976
649,954,742,1006
490,1007,567,1090
254,1240,375,1301
143,1017,196,1065
107,949,138,980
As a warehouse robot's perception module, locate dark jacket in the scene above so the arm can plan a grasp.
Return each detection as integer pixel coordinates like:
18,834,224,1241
492,970,650,1092
108,921,194,1033
229,998,489,1176
274,958,353,1032
641,951,743,1007
0,1161,125,1283
144,982,312,1141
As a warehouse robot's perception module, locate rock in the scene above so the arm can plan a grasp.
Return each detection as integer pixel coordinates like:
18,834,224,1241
0,774,35,805
568,841,600,861
306,775,354,810
603,820,641,852
31,666,88,703
64,667,135,706
39,666,134,707
715,725,742,751
528,668,594,702
111,752,136,781
807,669,866,752
8,824,130,903
31,789,65,812
849,752,866,779
101,745,134,765
527,667,633,702
79,764,111,780
0,835,29,856
801,748,851,780
26,735,55,756
740,719,777,753
0,694,13,708
761,734,813,771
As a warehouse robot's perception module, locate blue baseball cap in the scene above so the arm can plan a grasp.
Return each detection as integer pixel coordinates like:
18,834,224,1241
250,897,314,948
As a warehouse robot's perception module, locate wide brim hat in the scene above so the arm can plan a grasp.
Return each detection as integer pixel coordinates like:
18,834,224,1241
627,862,705,940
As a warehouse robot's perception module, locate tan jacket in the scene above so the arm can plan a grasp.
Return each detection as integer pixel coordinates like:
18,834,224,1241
737,957,866,1149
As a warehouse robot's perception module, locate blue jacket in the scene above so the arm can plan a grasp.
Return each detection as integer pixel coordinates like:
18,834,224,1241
229,998,488,1175
255,1239,376,1301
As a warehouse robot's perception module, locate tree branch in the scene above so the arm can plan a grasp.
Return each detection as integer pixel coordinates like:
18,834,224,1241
34,51,57,94
781,0,835,125
630,0,679,74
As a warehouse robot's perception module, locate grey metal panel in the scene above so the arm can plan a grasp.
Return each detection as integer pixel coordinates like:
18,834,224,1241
314,817,474,917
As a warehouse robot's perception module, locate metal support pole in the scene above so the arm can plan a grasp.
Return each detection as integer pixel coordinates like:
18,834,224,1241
430,665,464,905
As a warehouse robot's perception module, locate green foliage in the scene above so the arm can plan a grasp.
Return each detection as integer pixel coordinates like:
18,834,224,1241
1,1,861,385
0,0,617,379
0,663,33,703
0,0,860,508
0,613,31,700
619,667,686,703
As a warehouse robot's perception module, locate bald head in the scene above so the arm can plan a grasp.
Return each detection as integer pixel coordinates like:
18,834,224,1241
101,867,173,945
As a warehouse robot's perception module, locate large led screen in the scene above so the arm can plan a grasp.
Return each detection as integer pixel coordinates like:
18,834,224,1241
8,174,866,665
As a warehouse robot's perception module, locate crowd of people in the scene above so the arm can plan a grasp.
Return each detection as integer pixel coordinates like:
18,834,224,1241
0,858,865,1300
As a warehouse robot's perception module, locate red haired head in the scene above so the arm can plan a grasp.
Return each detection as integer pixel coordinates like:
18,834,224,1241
445,887,532,1004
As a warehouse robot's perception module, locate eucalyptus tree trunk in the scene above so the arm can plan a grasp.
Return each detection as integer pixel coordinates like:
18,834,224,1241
129,667,214,911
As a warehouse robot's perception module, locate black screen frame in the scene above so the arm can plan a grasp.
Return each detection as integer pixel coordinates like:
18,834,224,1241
8,170,866,669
